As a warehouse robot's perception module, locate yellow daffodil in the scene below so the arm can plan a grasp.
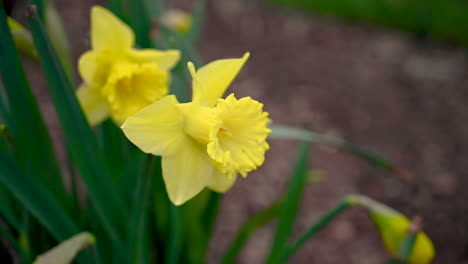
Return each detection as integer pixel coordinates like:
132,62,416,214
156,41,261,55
77,6,180,126
122,53,271,205
349,195,435,264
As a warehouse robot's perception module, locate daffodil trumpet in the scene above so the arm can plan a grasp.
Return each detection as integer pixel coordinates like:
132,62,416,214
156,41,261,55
122,53,271,205
77,6,181,126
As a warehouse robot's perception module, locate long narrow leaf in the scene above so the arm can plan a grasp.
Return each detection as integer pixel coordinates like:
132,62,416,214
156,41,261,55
269,124,415,184
128,155,154,264
222,202,281,264
274,199,351,263
186,0,206,45
0,2,66,203
27,6,126,245
129,0,152,48
266,141,311,263
0,223,30,262
0,151,78,241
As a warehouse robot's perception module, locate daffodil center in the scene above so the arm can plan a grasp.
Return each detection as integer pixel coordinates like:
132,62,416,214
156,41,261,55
102,61,168,124
207,94,271,178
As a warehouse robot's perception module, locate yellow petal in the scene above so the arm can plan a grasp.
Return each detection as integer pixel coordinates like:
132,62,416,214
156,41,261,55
91,6,134,51
207,171,237,193
191,52,250,106
121,95,183,156
103,62,169,125
76,84,110,127
78,51,97,84
162,136,214,205
127,49,181,70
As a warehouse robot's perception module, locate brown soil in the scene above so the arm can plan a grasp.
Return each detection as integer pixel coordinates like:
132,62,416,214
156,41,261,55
21,0,468,263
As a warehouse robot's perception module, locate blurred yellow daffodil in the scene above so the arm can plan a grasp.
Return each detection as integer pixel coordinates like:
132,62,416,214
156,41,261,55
122,53,271,205
349,195,435,264
77,6,180,126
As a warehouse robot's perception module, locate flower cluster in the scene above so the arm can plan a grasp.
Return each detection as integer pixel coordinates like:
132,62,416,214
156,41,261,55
78,7,271,205
122,53,271,205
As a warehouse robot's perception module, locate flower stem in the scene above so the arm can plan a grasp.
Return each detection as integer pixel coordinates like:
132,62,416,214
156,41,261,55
273,199,351,264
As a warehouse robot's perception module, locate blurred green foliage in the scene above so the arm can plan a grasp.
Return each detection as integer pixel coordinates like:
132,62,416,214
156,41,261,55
271,0,468,46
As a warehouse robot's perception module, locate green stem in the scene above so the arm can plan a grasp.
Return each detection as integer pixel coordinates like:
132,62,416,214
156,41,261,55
167,205,182,264
273,199,351,264
222,202,281,264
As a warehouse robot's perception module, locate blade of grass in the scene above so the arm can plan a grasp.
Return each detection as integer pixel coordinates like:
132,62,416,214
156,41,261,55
27,5,126,246
269,124,415,184
0,2,66,203
222,201,281,264
273,198,351,263
266,141,311,264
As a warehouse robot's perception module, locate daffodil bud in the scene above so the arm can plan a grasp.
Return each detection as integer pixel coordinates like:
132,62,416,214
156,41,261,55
34,232,95,264
7,17,38,60
348,194,435,264
161,9,192,34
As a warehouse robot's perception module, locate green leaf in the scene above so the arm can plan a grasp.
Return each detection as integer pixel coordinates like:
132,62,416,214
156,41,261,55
129,0,152,48
0,2,66,204
97,120,127,181
0,183,21,231
274,199,351,263
0,151,79,242
128,155,155,264
167,205,183,264
222,202,281,264
186,0,206,45
44,0,74,83
107,0,128,22
0,224,30,262
269,124,415,183
266,141,311,263
27,6,126,245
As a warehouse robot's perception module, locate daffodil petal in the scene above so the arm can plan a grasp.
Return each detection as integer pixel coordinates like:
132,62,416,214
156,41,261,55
207,171,237,193
162,136,214,205
192,52,250,106
78,51,98,84
121,95,183,156
127,49,181,70
76,84,110,127
91,6,134,51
